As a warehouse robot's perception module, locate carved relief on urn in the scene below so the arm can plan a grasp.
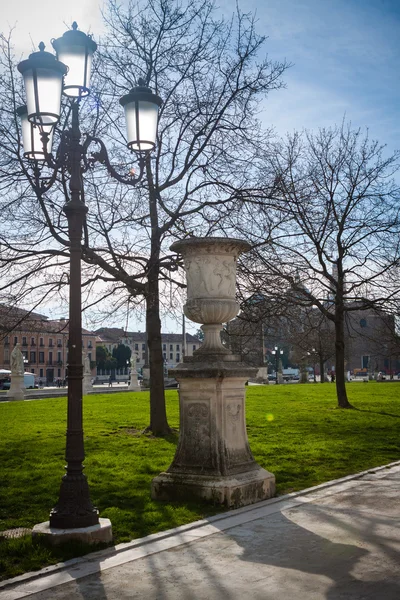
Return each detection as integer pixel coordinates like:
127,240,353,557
170,237,250,357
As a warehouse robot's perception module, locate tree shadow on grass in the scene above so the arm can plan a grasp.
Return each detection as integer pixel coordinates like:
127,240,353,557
353,407,400,419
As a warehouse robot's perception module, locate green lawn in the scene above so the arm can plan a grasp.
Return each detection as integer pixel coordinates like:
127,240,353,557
0,382,399,580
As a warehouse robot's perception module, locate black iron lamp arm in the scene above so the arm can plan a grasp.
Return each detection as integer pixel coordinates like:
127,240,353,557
83,134,147,185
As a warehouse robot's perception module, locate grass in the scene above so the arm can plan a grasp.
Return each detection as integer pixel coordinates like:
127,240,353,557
0,382,399,580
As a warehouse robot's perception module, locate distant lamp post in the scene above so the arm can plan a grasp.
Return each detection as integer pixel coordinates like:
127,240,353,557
307,348,317,383
271,346,283,384
16,22,162,540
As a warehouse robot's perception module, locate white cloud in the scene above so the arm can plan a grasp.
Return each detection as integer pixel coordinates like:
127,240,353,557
3,0,104,56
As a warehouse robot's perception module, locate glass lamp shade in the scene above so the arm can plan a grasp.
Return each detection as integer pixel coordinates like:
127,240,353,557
17,105,54,161
119,81,162,152
17,43,67,126
52,22,97,98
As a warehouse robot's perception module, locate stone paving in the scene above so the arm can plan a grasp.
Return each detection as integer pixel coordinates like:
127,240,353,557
1,462,399,600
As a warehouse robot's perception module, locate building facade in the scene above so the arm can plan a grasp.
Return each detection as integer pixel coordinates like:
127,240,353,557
0,307,97,383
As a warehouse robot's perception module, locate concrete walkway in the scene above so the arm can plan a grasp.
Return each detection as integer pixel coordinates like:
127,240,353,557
1,462,399,600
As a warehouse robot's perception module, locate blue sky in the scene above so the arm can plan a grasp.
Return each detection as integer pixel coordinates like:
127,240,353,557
236,0,400,156
6,0,398,154
4,0,399,332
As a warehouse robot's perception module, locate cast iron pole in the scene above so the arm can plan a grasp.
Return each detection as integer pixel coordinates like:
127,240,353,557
49,101,98,529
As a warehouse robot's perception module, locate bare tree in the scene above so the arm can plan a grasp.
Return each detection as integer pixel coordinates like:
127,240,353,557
234,124,400,407
0,0,289,433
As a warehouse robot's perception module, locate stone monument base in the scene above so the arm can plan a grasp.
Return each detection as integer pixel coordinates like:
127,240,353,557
129,374,141,391
8,374,25,401
152,466,275,508
32,518,113,546
82,374,93,395
151,359,276,508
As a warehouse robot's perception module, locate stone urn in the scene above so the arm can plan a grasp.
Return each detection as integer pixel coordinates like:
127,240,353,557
172,237,249,359
151,237,275,508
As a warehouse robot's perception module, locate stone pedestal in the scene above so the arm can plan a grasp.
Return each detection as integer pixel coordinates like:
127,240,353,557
255,366,269,384
8,374,25,401
82,374,93,395
152,358,275,508
129,372,141,391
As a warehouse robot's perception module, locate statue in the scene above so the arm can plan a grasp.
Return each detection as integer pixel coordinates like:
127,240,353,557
82,352,93,394
11,343,24,375
83,353,91,376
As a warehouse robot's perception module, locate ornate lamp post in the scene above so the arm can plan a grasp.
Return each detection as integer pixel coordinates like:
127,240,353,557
16,23,161,541
271,346,283,384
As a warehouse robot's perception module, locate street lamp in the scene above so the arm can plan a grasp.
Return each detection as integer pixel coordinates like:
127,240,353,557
16,23,162,532
271,346,283,384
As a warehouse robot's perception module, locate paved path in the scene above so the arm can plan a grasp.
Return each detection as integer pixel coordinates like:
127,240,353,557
1,462,399,600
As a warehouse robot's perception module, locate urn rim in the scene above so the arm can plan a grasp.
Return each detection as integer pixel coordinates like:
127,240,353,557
170,236,251,255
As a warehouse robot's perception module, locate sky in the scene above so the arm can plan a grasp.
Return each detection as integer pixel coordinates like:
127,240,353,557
3,0,399,333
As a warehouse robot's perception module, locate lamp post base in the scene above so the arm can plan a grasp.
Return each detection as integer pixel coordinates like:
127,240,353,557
32,518,113,546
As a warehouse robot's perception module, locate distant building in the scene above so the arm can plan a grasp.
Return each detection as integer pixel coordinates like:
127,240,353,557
345,308,400,375
95,328,202,372
0,306,96,383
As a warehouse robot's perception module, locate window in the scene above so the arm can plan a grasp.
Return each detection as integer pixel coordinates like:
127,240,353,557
39,337,44,347
57,352,62,363
88,353,92,362
142,352,146,360
134,343,139,351
170,353,173,360
176,344,180,351
162,344,166,351
14,336,18,346
57,369,61,377
39,352,45,363
142,343,146,350
4,336,9,345
4,349,9,361
163,352,166,360
49,338,53,347
88,340,92,348
170,344,173,351
22,337,27,346
31,369,35,374
176,353,180,362
31,337,35,346
57,338,62,347
48,352,53,365
39,369,43,378
30,351,36,363
193,345,196,351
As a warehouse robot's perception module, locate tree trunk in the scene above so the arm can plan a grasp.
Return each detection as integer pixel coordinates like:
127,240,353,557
334,307,353,408
319,356,325,383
